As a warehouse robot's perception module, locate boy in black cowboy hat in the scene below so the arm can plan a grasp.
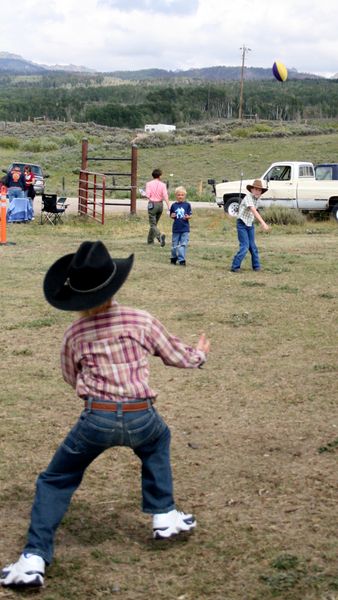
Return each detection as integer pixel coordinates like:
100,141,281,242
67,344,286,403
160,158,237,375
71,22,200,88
0,241,210,589
230,179,269,272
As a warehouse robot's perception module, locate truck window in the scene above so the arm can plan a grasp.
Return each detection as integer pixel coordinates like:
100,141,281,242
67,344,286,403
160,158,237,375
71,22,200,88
299,165,314,177
266,166,291,181
280,166,291,180
315,166,333,180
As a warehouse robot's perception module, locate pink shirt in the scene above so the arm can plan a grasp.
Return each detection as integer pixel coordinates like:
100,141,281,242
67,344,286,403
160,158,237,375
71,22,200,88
61,301,205,402
145,178,168,203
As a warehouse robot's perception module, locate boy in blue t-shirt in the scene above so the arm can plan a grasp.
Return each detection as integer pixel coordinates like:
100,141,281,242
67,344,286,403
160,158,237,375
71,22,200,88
170,186,192,266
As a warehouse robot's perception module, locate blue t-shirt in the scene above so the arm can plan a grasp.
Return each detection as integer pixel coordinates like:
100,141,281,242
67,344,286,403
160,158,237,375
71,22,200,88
170,201,192,233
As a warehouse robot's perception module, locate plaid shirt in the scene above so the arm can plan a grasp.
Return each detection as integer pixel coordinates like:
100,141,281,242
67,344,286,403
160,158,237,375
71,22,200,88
61,301,205,401
237,192,258,226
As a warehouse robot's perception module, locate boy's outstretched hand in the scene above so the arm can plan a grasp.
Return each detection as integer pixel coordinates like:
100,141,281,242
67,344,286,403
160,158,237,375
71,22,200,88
196,333,210,355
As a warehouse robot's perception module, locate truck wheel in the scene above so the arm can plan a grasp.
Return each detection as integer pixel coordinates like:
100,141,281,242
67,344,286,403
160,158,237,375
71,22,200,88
224,197,240,217
330,204,338,222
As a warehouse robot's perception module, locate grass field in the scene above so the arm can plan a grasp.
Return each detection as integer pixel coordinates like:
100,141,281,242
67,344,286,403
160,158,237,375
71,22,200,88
2,119,338,198
0,209,337,600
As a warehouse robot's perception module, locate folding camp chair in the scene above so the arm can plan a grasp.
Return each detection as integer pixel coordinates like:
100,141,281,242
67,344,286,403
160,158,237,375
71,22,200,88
40,194,68,225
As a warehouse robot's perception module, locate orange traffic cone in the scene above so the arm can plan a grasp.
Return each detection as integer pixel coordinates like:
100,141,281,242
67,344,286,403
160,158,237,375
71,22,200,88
0,185,16,246
0,185,7,244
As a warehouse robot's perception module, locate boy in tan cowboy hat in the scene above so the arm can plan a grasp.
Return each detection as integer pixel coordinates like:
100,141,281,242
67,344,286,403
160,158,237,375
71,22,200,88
230,179,269,272
0,241,210,589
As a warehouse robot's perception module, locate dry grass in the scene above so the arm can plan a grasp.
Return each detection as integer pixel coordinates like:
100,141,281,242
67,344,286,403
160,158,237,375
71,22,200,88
0,209,337,600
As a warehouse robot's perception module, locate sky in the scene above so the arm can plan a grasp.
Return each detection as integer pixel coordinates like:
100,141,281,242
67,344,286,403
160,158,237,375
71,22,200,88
0,0,337,77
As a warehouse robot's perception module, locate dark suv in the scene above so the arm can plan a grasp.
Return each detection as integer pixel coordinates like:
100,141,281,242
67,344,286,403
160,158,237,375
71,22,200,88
4,162,49,195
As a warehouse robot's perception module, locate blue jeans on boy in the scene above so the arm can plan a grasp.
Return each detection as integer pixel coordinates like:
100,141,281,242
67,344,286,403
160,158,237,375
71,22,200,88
23,401,174,565
171,231,189,263
231,218,260,271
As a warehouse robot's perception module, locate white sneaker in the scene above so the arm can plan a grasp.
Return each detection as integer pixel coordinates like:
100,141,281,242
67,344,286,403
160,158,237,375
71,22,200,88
0,553,45,587
153,509,196,539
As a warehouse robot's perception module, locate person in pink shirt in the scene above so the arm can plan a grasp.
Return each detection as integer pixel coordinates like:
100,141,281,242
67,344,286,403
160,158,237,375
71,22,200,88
145,168,170,246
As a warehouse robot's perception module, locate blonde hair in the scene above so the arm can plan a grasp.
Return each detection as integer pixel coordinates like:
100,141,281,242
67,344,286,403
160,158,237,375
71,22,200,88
175,186,187,195
79,297,113,317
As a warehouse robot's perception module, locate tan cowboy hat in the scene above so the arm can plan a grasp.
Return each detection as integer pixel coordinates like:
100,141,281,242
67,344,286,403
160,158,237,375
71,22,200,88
246,179,268,194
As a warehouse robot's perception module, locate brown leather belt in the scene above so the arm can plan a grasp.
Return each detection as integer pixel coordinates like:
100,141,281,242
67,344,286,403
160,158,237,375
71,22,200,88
84,399,152,412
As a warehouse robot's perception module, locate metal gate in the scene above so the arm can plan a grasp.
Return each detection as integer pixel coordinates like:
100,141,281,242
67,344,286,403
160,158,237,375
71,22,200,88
78,139,137,224
78,170,106,224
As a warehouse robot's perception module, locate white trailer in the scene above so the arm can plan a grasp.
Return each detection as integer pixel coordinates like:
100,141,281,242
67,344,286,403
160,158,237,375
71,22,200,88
144,124,176,133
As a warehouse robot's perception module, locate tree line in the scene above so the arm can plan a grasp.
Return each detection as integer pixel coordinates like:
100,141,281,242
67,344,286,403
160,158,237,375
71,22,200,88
0,76,338,127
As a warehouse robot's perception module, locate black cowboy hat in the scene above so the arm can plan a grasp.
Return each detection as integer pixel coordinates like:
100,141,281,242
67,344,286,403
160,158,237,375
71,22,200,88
43,240,134,311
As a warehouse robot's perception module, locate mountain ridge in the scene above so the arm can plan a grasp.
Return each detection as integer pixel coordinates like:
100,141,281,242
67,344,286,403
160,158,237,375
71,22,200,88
0,51,327,80
0,52,94,74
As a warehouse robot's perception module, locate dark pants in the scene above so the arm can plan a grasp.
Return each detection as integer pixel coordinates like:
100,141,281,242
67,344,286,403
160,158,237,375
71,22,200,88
27,186,36,201
147,201,163,243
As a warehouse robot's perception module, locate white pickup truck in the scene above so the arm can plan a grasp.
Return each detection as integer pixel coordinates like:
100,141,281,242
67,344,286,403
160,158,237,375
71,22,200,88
209,161,338,221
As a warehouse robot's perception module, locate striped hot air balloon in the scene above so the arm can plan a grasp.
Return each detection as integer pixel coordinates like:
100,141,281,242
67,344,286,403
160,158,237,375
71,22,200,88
272,61,288,82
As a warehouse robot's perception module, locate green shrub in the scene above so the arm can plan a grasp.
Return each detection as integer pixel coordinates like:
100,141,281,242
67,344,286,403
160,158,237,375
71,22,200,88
0,136,19,149
262,206,306,225
232,128,249,138
62,133,78,147
21,139,41,152
135,135,168,148
21,138,59,152
307,210,330,221
252,124,273,133
232,124,275,139
41,140,59,151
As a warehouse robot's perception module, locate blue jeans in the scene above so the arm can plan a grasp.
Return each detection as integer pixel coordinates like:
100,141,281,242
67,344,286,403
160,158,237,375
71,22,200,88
8,188,25,202
231,219,260,271
171,231,189,263
24,400,174,564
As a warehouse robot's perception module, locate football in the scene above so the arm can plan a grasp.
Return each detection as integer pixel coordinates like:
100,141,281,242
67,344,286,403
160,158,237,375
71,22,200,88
272,61,288,82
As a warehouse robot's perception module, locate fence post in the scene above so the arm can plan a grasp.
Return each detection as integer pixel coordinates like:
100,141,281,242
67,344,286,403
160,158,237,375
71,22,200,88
81,138,88,170
101,176,106,225
93,174,97,219
131,144,137,215
79,138,89,214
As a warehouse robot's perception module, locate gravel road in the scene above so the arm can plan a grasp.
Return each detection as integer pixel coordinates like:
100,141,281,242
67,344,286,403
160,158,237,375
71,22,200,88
52,198,219,214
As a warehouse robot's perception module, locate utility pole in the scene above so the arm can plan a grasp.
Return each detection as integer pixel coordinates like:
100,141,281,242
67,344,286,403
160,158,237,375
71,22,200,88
239,44,251,120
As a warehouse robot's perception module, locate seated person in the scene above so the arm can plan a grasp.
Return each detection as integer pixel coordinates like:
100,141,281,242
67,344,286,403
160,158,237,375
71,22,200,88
6,166,26,202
